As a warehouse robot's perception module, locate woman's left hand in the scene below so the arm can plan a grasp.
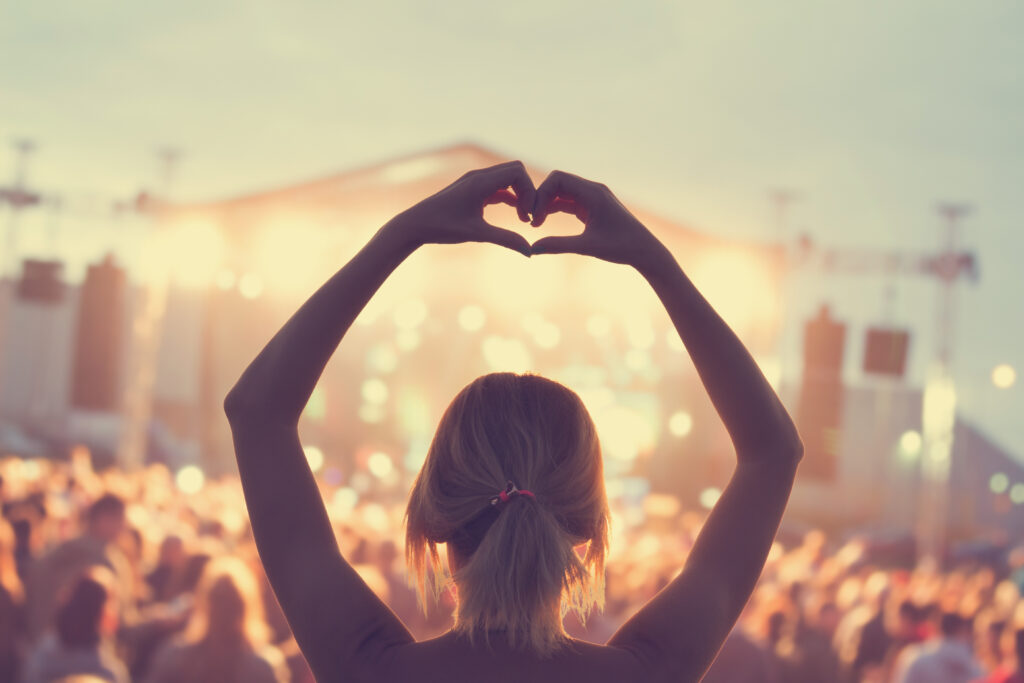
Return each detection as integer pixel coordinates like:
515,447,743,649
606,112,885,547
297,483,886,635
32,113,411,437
385,160,535,256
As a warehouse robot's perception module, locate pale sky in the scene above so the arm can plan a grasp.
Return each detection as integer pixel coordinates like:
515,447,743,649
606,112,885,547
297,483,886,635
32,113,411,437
2,0,1021,456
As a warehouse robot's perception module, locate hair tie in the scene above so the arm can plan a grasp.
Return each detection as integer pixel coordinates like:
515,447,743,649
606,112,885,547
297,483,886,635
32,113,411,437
489,480,535,507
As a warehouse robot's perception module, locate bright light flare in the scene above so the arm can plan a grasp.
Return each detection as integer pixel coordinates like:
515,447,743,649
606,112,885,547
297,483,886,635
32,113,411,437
990,472,1009,494
153,219,225,288
689,249,779,333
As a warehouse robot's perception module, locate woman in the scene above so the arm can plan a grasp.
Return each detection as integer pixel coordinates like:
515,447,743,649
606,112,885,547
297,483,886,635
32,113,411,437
225,161,803,682
144,556,288,683
22,567,129,683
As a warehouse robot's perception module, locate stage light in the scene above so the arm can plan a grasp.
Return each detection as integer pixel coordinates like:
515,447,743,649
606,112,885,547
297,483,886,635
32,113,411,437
155,219,225,288
252,222,326,294
699,487,722,509
303,445,325,473
175,465,205,494
362,378,389,405
992,364,1017,389
458,304,486,332
689,249,779,332
368,451,394,478
990,472,1009,494
394,299,427,329
668,410,693,438
238,273,264,299
586,314,611,338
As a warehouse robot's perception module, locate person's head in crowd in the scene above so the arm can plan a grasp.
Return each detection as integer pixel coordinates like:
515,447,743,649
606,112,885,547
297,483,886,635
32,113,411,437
183,556,269,651
811,599,840,638
172,551,213,598
156,535,186,570
938,611,972,644
405,372,609,656
85,494,126,544
892,598,922,640
55,567,119,650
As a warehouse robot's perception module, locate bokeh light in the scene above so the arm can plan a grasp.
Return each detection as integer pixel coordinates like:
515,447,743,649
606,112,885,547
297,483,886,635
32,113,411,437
1011,483,1024,505
989,472,1009,494
175,465,205,494
368,451,394,479
992,364,1017,389
668,410,694,438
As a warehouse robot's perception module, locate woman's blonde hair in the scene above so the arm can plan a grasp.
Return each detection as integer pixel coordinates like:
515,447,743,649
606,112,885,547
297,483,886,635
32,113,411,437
405,373,609,656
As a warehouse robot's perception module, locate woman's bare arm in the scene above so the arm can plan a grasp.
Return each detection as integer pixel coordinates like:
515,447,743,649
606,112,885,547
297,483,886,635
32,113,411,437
531,171,802,680
224,161,534,679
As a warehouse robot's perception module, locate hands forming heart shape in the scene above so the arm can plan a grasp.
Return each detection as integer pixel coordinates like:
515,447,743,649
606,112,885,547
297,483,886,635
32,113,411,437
386,160,668,271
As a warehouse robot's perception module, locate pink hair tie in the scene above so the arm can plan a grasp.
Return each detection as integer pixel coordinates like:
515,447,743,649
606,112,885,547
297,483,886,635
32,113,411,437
490,480,535,507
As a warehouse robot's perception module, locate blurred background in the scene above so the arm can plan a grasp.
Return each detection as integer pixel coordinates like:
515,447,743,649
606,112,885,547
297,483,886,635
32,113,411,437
0,2,1022,681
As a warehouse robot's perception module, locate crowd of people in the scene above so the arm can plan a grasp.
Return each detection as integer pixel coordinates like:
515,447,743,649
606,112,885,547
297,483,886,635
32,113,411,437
1,453,1023,682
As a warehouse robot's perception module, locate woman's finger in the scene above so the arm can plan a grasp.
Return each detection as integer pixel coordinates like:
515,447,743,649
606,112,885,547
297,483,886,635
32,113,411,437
475,223,532,257
531,170,600,227
471,161,536,223
484,189,518,208
530,234,589,256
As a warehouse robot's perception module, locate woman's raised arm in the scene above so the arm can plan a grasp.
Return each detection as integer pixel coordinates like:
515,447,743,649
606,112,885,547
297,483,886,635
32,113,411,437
531,171,803,681
223,161,534,680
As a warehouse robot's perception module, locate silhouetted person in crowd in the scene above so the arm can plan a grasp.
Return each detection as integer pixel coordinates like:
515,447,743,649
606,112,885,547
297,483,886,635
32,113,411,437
225,162,803,681
22,566,129,683
145,556,288,683
27,494,132,639
0,516,26,681
893,611,983,683
145,535,186,604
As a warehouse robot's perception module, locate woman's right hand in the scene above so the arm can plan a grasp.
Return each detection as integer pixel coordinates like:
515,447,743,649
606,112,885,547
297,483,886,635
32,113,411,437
529,170,669,270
